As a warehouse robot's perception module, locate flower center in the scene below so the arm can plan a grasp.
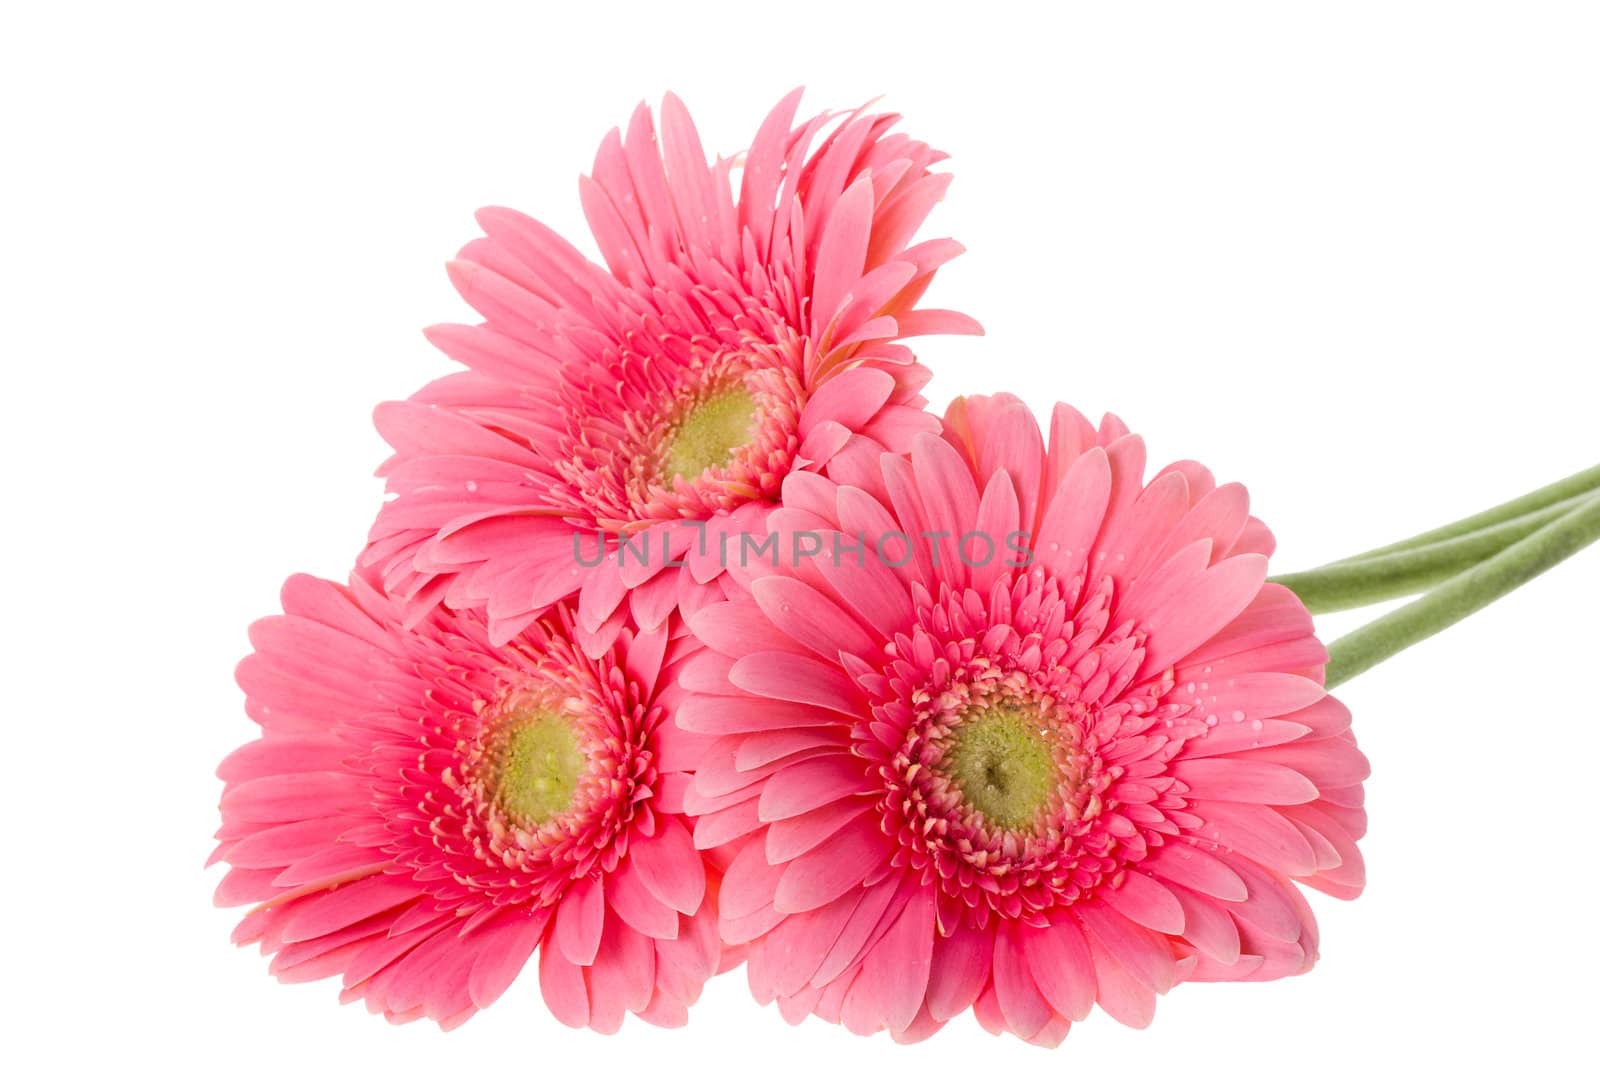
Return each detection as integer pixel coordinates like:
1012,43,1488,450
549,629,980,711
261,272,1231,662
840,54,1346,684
940,706,1061,830
480,707,587,828
662,386,760,483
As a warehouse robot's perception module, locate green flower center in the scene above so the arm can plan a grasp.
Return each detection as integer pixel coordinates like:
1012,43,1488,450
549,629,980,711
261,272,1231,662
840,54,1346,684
482,708,586,828
941,707,1061,829
663,387,759,482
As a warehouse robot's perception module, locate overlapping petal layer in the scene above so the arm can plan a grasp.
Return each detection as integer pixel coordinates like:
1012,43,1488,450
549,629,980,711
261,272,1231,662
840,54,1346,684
212,574,720,1030
677,394,1367,1045
362,91,977,645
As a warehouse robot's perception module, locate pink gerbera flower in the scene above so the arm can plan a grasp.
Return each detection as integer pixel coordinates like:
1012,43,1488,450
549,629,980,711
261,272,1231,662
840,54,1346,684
362,90,978,647
212,574,718,1030
677,394,1368,1045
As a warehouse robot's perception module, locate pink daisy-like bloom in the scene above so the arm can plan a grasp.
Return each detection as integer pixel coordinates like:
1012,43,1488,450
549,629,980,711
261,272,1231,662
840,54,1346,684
677,394,1368,1045
362,90,978,648
211,574,719,1031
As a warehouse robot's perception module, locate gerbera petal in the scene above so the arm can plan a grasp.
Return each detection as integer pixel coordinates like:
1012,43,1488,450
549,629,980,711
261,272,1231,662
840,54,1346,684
750,576,879,663
628,818,706,917
466,912,547,1009
1034,446,1112,578
729,651,865,714
1075,901,1178,995
758,756,870,821
1023,914,1097,1021
1099,871,1186,935
1186,802,1319,876
765,797,875,864
810,175,875,327
772,813,891,914
555,876,606,966
280,876,422,943
799,365,896,434
926,923,995,1022
849,885,936,1033
1143,843,1249,902
1175,756,1320,805
994,920,1055,1039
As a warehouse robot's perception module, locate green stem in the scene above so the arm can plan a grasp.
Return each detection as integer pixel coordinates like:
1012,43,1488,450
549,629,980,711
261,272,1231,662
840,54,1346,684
1323,494,1600,689
1271,494,1590,613
1332,462,1600,564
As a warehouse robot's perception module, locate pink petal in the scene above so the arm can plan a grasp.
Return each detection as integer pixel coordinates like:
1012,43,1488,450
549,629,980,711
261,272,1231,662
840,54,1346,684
538,941,590,1028
1143,843,1249,902
853,886,936,1033
1034,447,1112,578
750,577,878,663
812,877,908,987
280,876,420,943
1075,901,1177,994
628,817,705,916
555,875,605,966
1126,551,1268,679
773,813,891,914
759,756,870,821
1185,802,1318,876
677,694,836,736
993,920,1054,1038
729,651,863,714
1100,871,1186,935
605,863,678,940
719,839,785,920
927,923,994,1022
1085,928,1157,1029
800,366,896,433
758,887,864,998
466,912,546,1009
685,599,804,658
810,176,874,325
1023,915,1096,1021
1238,737,1370,789
1166,885,1242,965
766,797,875,864
1176,757,1320,805
734,727,846,772
689,796,763,849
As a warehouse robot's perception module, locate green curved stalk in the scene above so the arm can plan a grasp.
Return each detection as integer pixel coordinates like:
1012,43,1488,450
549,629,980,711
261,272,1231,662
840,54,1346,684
1270,494,1589,613
1323,494,1600,689
1330,462,1600,565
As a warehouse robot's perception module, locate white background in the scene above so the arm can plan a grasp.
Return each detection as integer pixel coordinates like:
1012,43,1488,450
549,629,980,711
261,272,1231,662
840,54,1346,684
4,2,1597,1084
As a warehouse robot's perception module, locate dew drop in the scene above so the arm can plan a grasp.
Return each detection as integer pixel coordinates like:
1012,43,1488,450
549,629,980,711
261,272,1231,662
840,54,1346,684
1249,719,1263,732
1230,710,1246,723
465,480,478,492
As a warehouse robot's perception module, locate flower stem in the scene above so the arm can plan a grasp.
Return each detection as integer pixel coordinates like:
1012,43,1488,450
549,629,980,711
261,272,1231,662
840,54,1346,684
1323,494,1600,689
1332,462,1600,564
1270,493,1590,613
